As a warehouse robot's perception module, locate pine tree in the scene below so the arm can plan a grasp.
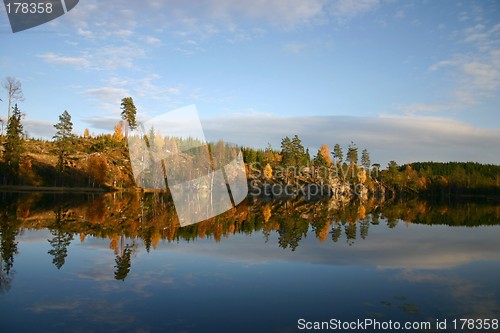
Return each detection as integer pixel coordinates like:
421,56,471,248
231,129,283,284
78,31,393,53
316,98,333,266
53,110,74,172
333,143,343,164
280,136,293,167
361,148,370,169
346,141,358,165
291,135,307,167
263,143,276,166
4,104,24,173
120,97,137,138
313,149,328,168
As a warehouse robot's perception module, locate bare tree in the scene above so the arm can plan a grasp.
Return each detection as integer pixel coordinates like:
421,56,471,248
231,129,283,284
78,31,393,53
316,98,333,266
2,77,25,121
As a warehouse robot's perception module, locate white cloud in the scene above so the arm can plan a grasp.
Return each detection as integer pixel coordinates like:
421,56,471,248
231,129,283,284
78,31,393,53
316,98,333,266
135,76,182,100
461,61,500,91
60,0,379,43
329,0,380,18
142,36,162,45
284,42,307,54
415,21,500,114
38,45,146,71
79,111,499,166
83,87,130,103
24,119,56,139
38,53,90,68
394,102,457,115
83,86,130,115
200,114,500,166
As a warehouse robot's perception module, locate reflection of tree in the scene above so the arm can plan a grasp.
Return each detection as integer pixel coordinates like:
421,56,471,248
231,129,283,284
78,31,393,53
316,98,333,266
48,230,73,270
0,195,21,293
345,222,357,246
331,222,342,243
114,236,134,281
6,192,500,263
360,219,370,239
47,208,74,270
114,246,132,281
277,216,309,251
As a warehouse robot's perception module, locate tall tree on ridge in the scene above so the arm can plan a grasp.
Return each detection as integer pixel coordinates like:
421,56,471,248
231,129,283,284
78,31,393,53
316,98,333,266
347,141,358,165
120,97,137,138
332,143,343,164
361,148,371,169
53,110,75,173
4,104,24,174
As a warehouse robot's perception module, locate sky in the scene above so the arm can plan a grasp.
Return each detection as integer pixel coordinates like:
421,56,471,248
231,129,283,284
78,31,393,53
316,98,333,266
0,0,499,166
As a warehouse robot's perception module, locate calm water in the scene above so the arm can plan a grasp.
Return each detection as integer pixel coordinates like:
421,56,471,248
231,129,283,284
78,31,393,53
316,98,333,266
0,192,499,332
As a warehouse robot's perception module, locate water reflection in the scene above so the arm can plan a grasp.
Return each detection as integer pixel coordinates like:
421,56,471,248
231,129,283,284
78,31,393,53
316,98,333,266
0,192,499,332
0,192,498,283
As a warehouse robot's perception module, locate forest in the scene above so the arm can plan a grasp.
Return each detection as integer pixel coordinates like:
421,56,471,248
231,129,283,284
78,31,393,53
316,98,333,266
0,97,498,199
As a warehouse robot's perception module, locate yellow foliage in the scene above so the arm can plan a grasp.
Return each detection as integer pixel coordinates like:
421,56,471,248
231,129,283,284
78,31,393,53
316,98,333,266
264,163,273,179
109,235,119,250
151,232,161,250
357,205,366,219
358,169,367,183
113,123,124,141
83,128,90,138
263,206,272,223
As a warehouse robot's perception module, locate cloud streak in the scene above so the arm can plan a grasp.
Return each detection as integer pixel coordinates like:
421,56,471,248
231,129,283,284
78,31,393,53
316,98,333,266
201,114,500,166
76,112,500,166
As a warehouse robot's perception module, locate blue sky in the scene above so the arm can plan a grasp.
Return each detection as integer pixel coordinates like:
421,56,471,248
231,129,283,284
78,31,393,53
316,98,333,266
0,0,499,165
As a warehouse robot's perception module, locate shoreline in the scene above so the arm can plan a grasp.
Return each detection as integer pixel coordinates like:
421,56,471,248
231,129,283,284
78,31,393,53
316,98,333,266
0,185,110,193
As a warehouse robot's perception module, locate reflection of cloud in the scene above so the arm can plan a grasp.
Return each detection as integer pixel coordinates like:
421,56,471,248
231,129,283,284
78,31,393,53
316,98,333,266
28,300,81,313
151,224,500,271
396,270,500,318
27,298,137,330
75,266,115,282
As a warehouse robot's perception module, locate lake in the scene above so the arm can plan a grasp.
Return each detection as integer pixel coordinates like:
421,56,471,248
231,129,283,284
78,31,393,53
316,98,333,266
0,192,499,332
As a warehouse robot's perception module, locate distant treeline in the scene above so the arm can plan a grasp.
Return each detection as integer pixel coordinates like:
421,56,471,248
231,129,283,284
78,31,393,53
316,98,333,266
382,161,499,197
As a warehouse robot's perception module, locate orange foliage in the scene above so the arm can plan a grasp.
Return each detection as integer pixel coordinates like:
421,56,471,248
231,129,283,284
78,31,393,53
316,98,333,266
319,144,332,166
113,123,124,141
318,223,330,242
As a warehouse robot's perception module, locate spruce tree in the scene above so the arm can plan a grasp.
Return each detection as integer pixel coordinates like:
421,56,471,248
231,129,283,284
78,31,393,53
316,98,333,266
53,110,74,172
361,149,371,169
4,104,24,173
333,143,343,164
346,141,358,165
